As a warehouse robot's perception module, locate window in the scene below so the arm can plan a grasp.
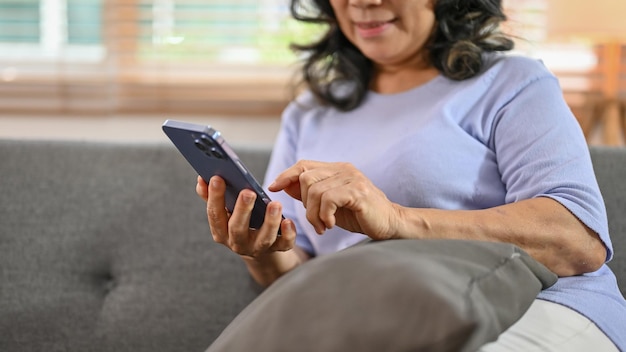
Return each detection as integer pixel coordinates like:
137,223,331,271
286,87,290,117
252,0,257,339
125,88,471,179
0,0,321,115
0,0,103,61
504,0,596,71
0,0,619,117
0,1,40,43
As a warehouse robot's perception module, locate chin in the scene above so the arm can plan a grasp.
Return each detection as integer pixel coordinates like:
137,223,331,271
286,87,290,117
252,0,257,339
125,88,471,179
362,53,397,66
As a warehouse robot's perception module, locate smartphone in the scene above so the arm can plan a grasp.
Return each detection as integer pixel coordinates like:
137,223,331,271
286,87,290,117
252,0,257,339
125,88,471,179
162,119,274,230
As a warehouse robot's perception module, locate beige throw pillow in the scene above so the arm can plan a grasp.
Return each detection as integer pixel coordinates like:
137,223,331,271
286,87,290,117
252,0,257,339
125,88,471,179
207,239,557,352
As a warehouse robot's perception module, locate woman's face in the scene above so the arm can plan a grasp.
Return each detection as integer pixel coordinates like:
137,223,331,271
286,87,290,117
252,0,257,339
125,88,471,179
329,0,436,68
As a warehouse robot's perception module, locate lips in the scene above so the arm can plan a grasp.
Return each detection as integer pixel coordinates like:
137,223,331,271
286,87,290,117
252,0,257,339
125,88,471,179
354,19,396,38
356,20,391,29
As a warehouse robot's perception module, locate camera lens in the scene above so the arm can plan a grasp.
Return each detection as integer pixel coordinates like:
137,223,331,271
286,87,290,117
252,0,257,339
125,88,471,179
194,139,208,151
200,135,215,146
210,147,224,159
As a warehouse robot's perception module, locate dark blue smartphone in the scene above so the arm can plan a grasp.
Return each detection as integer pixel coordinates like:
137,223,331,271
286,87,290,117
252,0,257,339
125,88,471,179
162,119,274,230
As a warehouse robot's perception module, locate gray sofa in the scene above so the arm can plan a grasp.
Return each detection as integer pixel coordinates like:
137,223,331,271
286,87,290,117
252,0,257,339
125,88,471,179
1,139,624,352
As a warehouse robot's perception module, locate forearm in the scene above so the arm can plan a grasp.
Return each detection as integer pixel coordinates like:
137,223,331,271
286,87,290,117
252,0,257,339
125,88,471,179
393,197,606,276
242,246,311,287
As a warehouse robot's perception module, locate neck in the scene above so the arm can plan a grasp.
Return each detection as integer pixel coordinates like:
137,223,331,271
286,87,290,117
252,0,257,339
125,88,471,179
371,57,440,94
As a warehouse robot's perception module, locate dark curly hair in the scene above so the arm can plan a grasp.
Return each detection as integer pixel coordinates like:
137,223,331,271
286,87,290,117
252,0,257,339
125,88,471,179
289,0,514,111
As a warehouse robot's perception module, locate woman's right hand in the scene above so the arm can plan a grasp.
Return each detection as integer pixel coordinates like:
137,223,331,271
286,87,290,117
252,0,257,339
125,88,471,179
196,175,297,259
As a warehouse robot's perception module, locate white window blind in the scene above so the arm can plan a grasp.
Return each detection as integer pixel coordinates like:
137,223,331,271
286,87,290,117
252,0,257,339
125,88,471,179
0,0,320,116
0,0,620,117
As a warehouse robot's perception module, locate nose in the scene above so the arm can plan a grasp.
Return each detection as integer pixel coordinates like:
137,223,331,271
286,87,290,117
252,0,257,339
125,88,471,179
348,0,383,7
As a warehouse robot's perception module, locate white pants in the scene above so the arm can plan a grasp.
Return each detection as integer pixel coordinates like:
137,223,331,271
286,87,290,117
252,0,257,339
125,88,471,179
478,299,618,352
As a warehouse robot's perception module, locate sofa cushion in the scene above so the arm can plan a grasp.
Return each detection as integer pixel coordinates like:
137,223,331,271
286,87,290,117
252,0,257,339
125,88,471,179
206,239,557,352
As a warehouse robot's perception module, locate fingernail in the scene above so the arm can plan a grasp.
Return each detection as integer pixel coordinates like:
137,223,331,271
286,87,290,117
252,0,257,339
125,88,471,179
287,220,296,232
269,205,279,216
242,192,255,204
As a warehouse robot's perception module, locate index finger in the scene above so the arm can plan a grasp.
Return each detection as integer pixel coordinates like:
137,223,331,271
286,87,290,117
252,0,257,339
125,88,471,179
268,160,327,195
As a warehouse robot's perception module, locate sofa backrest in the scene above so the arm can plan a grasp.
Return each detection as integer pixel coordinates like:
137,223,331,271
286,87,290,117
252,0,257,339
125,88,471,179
590,147,626,294
0,140,263,352
0,140,624,352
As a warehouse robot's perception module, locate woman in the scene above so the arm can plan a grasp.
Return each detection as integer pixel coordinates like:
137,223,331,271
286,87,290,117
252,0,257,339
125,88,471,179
197,0,625,350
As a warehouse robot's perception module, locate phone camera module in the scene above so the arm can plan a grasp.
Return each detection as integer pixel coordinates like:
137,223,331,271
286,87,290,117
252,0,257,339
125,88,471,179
194,138,224,159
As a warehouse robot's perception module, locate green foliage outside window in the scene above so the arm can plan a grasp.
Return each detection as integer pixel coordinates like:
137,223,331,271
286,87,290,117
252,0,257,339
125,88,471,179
0,0,324,65
137,3,325,65
0,0,40,43
67,0,102,45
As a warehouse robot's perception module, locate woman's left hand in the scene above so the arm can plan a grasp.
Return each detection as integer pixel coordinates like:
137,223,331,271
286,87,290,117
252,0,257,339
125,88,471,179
268,160,401,239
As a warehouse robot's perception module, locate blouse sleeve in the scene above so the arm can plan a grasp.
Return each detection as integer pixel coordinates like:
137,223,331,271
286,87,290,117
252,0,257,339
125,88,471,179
491,73,612,261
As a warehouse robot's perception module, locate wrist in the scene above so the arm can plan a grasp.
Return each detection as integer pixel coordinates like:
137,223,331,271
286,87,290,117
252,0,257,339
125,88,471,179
240,249,304,287
389,204,428,240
